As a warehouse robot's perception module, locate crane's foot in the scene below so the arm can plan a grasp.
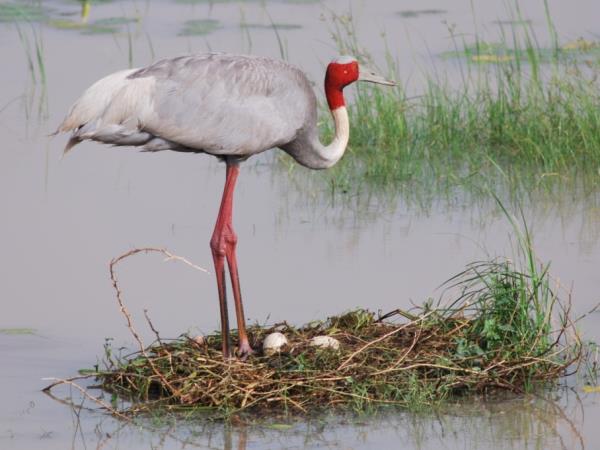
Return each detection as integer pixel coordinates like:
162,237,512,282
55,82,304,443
237,340,254,359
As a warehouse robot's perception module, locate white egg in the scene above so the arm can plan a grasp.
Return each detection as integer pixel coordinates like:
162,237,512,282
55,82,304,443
263,332,288,355
309,335,340,350
191,335,205,345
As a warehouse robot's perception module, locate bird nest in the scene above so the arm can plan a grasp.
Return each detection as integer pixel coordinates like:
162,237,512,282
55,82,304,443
44,249,584,419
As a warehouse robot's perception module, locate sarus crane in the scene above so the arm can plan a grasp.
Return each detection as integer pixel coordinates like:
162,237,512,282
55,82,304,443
56,53,395,358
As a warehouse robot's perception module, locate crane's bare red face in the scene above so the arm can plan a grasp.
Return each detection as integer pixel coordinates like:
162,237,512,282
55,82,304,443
326,60,360,88
324,58,359,110
325,56,395,110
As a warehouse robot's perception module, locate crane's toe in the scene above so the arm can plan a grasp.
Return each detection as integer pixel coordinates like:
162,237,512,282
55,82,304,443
237,341,254,359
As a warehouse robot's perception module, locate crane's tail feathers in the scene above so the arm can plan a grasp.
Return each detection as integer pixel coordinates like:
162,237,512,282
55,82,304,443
63,136,82,154
55,67,143,154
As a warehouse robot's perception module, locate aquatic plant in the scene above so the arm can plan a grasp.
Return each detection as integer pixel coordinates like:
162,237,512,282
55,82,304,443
397,9,447,19
241,22,301,30
0,2,47,23
49,16,139,34
310,10,600,200
179,19,222,36
0,328,37,335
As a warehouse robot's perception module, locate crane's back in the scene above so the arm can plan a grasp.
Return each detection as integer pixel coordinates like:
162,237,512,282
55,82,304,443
58,53,318,157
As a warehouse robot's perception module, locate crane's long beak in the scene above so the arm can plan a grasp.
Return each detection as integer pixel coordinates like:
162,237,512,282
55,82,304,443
358,67,396,86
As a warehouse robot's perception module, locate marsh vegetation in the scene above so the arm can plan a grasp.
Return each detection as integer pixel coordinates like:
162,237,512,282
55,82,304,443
308,11,600,202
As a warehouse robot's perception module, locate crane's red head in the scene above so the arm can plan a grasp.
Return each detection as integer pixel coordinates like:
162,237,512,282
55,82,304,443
325,56,359,110
325,56,396,110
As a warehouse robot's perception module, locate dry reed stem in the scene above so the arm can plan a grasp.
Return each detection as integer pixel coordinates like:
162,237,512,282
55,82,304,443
336,311,434,371
109,247,208,398
43,376,131,422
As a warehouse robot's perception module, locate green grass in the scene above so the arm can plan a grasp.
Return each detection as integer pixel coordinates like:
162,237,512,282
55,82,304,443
14,19,48,119
310,10,600,201
15,21,46,85
179,19,222,36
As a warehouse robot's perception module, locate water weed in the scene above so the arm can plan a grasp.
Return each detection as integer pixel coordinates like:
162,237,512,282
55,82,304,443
310,10,600,201
0,2,47,23
179,19,222,36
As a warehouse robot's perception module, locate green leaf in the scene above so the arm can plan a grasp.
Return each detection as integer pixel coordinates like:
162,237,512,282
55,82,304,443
179,19,221,37
0,328,36,335
268,424,293,430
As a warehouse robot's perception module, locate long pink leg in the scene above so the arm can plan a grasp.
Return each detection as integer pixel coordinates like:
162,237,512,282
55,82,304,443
209,159,253,358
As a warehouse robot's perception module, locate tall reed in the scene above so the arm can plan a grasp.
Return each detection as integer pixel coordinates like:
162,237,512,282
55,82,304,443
318,10,600,198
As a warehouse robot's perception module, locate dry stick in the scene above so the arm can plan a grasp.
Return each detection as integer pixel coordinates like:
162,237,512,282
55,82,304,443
109,247,209,398
45,378,223,450
43,377,132,422
144,309,162,345
43,375,108,416
337,311,435,371
372,326,423,376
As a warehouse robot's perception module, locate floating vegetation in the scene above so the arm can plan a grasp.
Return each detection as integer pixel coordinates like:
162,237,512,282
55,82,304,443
92,17,138,27
48,19,87,30
562,37,600,52
174,0,318,4
0,2,48,23
0,328,37,335
471,54,513,63
493,19,532,26
179,19,222,37
44,230,586,419
241,22,302,30
0,0,135,35
442,39,600,62
65,0,116,4
583,385,600,393
83,17,138,34
442,41,513,62
49,16,138,34
397,9,447,18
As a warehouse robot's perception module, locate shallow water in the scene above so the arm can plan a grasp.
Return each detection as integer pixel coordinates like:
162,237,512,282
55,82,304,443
1,0,600,448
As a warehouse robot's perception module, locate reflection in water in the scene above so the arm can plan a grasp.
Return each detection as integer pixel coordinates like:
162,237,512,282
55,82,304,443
267,153,600,252
50,390,586,450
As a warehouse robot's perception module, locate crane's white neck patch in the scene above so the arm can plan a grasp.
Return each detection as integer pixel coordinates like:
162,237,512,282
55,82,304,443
319,106,349,168
332,55,357,65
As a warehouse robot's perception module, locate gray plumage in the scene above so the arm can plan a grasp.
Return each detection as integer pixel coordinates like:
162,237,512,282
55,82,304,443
57,53,333,168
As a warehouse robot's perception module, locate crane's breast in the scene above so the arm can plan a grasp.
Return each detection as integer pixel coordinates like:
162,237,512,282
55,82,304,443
133,55,315,156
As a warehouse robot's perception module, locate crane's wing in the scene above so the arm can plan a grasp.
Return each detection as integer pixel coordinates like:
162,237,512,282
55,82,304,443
57,54,316,156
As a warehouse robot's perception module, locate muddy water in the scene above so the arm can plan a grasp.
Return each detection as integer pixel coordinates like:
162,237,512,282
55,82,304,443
1,0,599,448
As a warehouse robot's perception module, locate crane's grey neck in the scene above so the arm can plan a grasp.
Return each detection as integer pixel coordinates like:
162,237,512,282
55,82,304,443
298,106,349,170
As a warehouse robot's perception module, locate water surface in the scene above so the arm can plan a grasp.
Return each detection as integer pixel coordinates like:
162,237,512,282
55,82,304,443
1,0,599,448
